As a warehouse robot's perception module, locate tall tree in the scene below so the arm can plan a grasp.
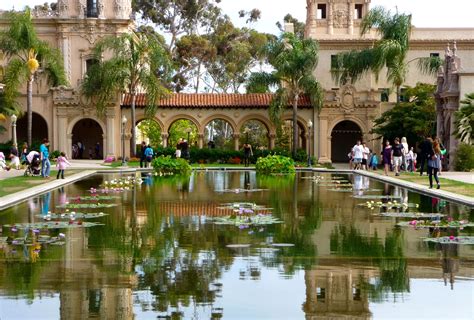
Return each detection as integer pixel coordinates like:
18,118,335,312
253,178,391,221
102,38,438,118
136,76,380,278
331,7,441,102
0,9,67,146
81,28,172,156
247,33,323,157
454,93,474,145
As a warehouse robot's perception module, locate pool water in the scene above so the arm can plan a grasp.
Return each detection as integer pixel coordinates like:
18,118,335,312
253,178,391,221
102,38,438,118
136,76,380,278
0,171,473,319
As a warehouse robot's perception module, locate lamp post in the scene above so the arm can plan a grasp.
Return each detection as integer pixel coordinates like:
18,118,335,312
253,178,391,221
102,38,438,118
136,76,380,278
244,127,251,144
121,115,127,166
307,119,313,168
185,127,192,143
11,114,17,148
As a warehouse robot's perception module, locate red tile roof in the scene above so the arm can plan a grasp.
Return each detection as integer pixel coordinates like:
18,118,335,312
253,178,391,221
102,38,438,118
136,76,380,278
121,93,313,108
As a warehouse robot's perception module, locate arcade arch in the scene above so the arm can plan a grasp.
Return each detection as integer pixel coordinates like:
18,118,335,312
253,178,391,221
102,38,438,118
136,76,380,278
239,119,270,150
330,120,363,163
16,112,48,146
204,118,235,150
167,119,199,149
135,118,163,147
70,118,105,159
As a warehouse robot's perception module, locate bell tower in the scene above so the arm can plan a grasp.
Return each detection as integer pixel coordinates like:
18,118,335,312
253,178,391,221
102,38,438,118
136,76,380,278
306,0,371,38
56,0,132,20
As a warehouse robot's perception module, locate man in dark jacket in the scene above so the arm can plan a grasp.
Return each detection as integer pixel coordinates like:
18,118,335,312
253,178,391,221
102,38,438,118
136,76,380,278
139,141,147,168
418,137,433,176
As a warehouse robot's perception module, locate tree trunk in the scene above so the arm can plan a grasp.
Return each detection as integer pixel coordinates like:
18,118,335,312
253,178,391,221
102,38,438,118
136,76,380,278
396,85,401,104
130,92,136,157
27,75,34,147
292,95,299,158
195,62,201,93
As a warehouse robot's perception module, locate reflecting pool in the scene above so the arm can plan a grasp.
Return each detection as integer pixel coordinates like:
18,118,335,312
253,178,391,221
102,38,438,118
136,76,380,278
0,172,473,319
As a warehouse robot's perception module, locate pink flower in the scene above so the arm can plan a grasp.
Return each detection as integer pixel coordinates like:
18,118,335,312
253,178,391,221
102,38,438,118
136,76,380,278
449,235,455,240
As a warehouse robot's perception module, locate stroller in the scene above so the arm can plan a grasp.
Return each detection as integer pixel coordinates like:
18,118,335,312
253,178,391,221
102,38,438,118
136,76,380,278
24,151,41,176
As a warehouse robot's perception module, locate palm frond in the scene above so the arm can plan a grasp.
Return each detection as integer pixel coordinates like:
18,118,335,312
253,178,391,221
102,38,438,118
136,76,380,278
300,77,323,110
416,56,443,75
269,88,288,125
246,72,279,93
3,58,28,102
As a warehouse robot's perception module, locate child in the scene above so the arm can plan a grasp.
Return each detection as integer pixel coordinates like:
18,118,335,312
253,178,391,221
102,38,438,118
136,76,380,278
0,152,10,171
370,153,378,170
406,147,415,172
56,152,71,179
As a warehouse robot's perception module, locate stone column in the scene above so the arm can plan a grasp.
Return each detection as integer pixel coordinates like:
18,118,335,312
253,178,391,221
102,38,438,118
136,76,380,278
328,1,334,34
448,111,458,171
161,133,169,148
61,35,71,82
105,108,115,157
197,133,204,149
67,133,73,159
318,117,330,163
233,133,240,151
268,133,276,150
347,0,354,35
56,107,68,155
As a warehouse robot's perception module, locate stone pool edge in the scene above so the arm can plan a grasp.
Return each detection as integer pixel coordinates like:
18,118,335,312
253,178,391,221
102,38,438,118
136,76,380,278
0,167,472,211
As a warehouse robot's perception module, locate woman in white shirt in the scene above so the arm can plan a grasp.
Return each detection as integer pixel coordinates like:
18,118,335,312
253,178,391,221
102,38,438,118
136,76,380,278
401,137,409,171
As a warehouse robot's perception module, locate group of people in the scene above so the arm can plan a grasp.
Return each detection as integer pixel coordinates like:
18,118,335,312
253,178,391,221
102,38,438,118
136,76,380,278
0,139,71,180
175,138,190,160
139,141,155,168
72,141,101,159
351,135,445,189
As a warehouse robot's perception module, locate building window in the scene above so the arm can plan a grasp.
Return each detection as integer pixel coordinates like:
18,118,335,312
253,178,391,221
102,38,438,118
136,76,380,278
355,4,363,19
317,287,326,302
86,0,98,18
380,88,389,102
317,4,327,19
399,88,407,102
430,52,440,58
88,289,102,314
85,58,98,73
353,287,361,301
330,55,338,70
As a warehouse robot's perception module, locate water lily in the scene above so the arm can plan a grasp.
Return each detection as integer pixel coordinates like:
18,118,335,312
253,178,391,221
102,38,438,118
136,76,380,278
32,229,40,234
11,227,18,232
59,233,66,238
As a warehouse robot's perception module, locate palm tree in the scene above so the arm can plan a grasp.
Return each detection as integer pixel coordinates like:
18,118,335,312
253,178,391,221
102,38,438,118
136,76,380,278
332,7,441,103
247,33,323,158
82,28,171,157
454,93,474,145
0,9,67,146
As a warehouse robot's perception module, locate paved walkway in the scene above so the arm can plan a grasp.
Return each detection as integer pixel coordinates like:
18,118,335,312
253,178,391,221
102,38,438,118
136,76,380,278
332,163,474,184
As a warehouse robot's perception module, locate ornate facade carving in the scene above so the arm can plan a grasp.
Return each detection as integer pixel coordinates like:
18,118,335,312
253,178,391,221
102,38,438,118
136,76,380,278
58,0,69,18
31,4,59,18
333,4,349,28
77,0,86,18
435,42,461,170
114,0,132,19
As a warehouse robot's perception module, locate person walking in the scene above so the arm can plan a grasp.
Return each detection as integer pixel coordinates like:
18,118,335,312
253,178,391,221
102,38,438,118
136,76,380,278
406,147,415,172
9,145,20,170
401,137,409,171
362,142,370,170
351,140,364,170
418,136,432,176
181,139,189,160
382,140,392,176
392,138,404,176
40,138,51,178
243,143,253,167
94,142,101,159
77,141,84,159
175,138,182,158
428,141,441,189
139,141,147,168
20,142,29,165
56,152,71,179
144,144,154,168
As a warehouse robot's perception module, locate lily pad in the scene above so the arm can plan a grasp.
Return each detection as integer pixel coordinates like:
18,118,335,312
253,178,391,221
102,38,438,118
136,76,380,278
56,203,117,209
423,236,474,245
373,212,446,219
270,243,295,247
68,196,119,201
212,215,282,227
36,212,108,219
397,220,474,229
219,188,268,193
226,244,251,248
2,221,104,229
353,195,402,199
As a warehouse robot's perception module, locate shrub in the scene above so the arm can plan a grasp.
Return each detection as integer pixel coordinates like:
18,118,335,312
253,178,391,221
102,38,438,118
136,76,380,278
49,150,61,160
255,155,295,174
152,155,191,175
453,143,474,171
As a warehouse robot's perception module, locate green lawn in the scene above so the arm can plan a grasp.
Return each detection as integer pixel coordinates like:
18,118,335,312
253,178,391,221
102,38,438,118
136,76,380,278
0,170,80,197
394,172,474,197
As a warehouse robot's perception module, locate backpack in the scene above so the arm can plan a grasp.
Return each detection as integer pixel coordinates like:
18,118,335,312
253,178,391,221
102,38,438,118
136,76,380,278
144,147,153,159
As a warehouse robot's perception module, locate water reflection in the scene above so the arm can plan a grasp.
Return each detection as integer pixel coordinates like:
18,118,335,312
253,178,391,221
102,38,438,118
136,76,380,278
0,172,472,319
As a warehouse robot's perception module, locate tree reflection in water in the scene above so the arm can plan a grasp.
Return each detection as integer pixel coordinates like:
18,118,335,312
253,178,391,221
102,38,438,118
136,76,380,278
330,225,410,300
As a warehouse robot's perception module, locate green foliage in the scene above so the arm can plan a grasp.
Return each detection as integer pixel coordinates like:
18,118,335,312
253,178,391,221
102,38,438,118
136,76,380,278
453,143,474,172
276,14,306,40
137,119,162,146
152,155,191,175
49,150,60,160
454,93,474,145
81,29,171,116
247,32,323,157
370,83,436,145
168,119,198,147
255,155,295,174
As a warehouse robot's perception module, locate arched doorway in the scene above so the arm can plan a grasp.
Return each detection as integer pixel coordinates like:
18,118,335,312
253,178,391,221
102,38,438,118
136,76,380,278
204,119,234,150
136,119,162,148
331,120,363,162
239,120,270,150
71,119,104,159
168,119,198,149
16,112,48,147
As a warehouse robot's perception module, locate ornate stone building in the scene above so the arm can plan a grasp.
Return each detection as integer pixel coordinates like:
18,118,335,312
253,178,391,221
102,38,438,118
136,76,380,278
1,0,473,163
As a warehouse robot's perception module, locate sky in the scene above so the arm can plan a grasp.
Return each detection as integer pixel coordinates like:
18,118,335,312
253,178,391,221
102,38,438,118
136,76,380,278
0,0,472,34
